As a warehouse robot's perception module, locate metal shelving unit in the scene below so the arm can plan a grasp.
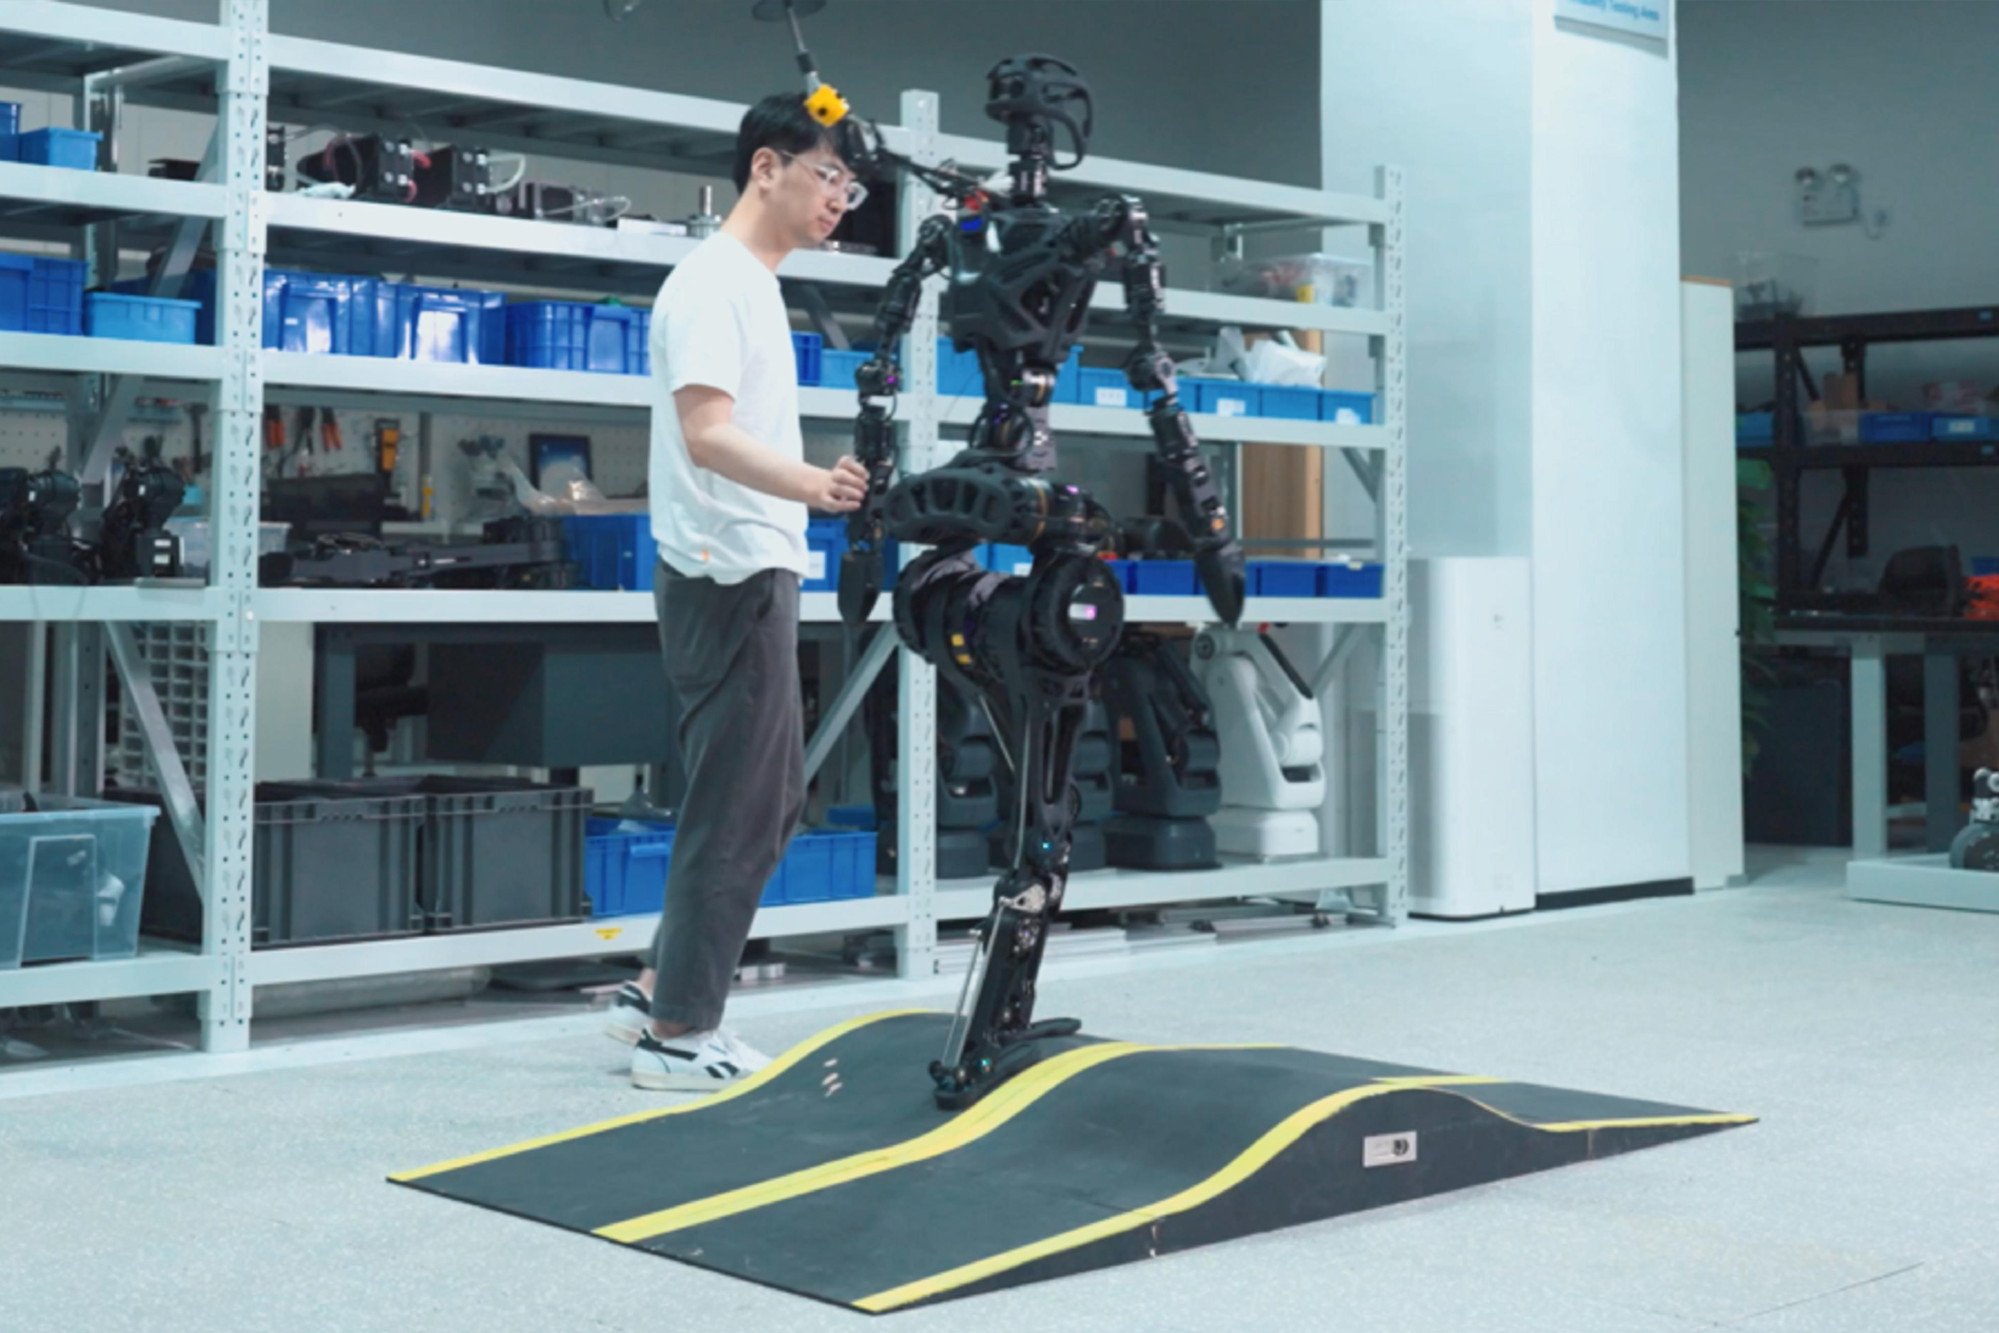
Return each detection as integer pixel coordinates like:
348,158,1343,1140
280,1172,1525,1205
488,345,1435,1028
0,2,1406,1055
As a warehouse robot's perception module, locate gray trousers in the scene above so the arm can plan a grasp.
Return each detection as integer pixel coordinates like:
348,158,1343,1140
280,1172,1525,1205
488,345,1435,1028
647,561,805,1029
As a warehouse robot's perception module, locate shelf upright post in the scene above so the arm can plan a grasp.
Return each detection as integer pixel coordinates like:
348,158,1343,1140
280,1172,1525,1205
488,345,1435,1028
197,0,269,1052
1373,165,1408,925
893,89,943,981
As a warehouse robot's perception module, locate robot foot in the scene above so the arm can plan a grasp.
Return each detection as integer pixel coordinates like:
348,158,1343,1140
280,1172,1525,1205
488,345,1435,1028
930,1017,1084,1111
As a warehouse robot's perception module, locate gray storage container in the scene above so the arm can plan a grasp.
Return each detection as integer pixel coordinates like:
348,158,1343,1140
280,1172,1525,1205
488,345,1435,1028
111,785,425,947
265,775,589,931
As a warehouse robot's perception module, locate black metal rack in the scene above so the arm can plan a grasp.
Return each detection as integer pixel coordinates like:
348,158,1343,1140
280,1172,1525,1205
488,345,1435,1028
1738,305,1999,612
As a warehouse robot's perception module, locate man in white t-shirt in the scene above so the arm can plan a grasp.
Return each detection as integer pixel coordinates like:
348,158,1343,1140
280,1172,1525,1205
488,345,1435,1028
603,93,870,1091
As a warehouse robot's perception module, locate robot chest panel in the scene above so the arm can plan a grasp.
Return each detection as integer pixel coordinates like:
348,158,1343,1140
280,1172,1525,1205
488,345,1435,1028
943,213,1094,353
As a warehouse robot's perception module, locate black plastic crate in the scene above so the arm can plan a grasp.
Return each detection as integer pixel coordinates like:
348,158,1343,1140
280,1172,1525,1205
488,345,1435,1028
107,785,425,947
266,775,590,931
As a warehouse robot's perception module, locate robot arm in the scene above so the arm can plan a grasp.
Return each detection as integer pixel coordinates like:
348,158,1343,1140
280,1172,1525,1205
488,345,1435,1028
838,211,954,625
1086,196,1245,626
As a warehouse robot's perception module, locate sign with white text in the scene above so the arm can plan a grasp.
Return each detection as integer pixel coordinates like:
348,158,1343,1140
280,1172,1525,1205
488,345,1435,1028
1556,0,1669,43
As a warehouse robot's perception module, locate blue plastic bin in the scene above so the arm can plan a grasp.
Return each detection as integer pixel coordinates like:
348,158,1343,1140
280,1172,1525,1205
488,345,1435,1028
1319,561,1384,598
1858,412,1932,444
584,815,677,917
987,543,1035,577
267,269,387,357
1103,558,1136,591
562,513,655,591
1737,411,1774,445
506,301,648,374
765,828,877,905
1187,379,1259,419
820,347,870,391
1319,390,1376,424
0,795,157,969
377,283,506,364
1248,560,1319,597
119,268,388,353
1078,367,1136,410
935,337,982,396
1052,346,1084,404
1129,559,1198,596
1973,558,1999,577
806,517,846,593
1932,415,1999,442
1259,386,1321,421
0,254,85,335
85,292,200,344
15,128,99,171
826,804,877,832
792,331,824,386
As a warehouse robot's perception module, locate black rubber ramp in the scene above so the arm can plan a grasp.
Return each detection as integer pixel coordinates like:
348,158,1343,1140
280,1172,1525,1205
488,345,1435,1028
392,1010,1754,1312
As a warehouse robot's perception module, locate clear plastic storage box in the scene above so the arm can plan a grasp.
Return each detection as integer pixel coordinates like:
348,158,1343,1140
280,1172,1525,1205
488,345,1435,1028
0,795,157,969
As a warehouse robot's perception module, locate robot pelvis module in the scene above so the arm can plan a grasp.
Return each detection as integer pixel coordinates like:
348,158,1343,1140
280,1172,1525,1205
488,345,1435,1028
816,49,1246,1108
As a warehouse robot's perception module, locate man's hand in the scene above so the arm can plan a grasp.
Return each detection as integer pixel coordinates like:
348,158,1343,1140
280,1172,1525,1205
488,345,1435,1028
804,456,869,513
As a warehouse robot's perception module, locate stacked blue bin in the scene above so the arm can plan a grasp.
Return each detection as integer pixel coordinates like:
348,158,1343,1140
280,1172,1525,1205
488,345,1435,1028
1320,390,1375,424
584,817,875,916
805,517,847,593
381,284,506,364
819,346,870,391
1,127,101,170
0,254,85,335
85,293,200,343
562,513,657,591
792,331,824,386
505,301,650,375
1077,367,1137,409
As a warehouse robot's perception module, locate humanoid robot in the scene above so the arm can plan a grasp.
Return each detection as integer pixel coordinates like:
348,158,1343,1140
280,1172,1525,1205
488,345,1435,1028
827,54,1245,1108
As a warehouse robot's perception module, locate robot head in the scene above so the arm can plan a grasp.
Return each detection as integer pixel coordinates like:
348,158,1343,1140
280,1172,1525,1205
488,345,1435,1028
985,54,1092,171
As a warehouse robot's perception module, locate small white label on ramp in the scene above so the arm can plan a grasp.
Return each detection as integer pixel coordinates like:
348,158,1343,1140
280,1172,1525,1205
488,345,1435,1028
1363,1132,1418,1167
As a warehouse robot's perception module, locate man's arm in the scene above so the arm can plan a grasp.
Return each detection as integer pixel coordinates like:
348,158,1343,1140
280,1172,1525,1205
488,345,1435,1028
676,385,866,512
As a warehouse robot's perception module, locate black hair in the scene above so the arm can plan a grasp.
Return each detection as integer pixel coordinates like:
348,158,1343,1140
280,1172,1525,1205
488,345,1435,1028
732,93,847,193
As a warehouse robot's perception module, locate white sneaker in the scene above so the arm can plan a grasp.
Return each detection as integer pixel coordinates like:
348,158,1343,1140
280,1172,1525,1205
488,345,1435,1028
715,1027,772,1075
603,981,651,1045
630,1027,766,1092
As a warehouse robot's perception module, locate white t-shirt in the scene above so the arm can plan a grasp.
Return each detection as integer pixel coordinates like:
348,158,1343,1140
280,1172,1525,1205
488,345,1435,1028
648,231,809,584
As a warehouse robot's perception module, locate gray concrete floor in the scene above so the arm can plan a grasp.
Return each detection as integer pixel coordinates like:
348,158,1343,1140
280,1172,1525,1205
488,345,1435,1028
5,850,1999,1331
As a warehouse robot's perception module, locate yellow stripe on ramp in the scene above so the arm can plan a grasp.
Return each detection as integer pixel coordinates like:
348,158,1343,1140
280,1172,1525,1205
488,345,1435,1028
390,1009,931,1184
854,1078,1751,1312
595,1041,1279,1245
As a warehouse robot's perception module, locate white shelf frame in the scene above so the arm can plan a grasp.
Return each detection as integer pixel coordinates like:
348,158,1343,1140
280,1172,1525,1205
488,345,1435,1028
0,3,1406,1060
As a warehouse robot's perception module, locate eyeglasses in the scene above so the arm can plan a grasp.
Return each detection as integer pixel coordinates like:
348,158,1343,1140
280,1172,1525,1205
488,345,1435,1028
779,152,867,210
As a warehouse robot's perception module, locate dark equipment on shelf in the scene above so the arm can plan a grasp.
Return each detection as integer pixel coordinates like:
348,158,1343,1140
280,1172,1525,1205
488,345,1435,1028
259,516,574,589
490,181,622,226
1877,545,1965,618
860,657,999,882
263,472,389,539
1949,768,1999,871
0,456,93,586
1099,632,1222,871
800,16,1243,1107
296,133,417,204
411,144,496,211
98,439,185,581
